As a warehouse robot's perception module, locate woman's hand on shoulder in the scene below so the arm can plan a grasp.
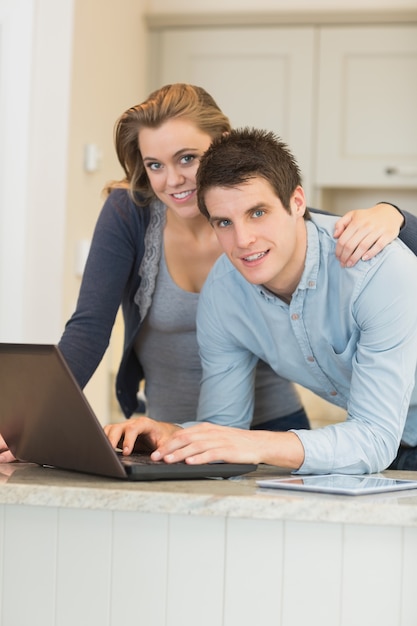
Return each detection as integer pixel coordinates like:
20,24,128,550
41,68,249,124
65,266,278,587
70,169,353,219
333,203,404,267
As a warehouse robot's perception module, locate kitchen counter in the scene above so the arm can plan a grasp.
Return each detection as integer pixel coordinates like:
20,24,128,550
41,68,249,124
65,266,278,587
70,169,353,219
1,462,417,526
1,463,417,626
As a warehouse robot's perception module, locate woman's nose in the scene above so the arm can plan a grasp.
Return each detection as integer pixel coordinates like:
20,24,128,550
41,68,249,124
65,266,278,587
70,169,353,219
166,166,185,187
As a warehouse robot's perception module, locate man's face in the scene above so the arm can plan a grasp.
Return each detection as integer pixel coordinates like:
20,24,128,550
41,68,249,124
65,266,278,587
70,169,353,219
206,177,307,298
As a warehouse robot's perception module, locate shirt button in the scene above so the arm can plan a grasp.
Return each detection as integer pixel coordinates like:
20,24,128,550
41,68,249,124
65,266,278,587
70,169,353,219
307,356,314,362
308,281,316,288
329,391,338,396
291,313,299,320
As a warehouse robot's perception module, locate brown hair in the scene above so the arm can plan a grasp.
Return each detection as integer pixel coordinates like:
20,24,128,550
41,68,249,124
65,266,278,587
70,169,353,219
107,83,231,203
197,127,310,220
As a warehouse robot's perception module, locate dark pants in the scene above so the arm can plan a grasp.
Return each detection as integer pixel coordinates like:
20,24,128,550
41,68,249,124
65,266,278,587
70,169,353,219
251,408,310,432
388,445,417,471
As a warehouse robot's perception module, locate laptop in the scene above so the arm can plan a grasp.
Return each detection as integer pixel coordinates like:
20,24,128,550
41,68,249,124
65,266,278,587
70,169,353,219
257,474,417,496
0,343,257,481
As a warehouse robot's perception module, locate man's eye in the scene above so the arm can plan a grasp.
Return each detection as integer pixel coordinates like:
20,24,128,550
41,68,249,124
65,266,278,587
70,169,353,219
253,209,265,218
218,219,232,228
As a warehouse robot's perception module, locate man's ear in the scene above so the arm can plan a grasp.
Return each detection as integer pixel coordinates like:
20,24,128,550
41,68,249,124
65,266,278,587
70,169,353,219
291,186,307,217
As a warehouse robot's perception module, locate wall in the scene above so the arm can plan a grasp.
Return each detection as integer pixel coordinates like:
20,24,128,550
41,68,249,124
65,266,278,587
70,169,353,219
62,0,148,419
0,0,73,344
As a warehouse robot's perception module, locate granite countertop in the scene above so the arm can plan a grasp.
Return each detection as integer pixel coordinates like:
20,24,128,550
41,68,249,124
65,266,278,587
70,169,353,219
1,462,417,527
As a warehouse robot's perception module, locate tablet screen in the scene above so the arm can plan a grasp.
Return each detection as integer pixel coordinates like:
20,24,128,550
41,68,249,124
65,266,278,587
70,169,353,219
257,474,417,496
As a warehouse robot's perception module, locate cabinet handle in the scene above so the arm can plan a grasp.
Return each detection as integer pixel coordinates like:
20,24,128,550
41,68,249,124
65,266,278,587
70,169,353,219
385,166,417,177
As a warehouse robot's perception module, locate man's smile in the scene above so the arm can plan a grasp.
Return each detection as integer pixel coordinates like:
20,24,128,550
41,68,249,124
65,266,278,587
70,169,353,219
241,250,269,263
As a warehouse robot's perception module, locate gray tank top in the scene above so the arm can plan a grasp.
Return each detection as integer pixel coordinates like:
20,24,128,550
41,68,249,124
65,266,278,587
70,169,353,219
134,247,201,422
134,247,302,424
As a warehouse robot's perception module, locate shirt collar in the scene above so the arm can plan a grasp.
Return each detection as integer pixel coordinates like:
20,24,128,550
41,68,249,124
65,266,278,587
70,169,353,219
254,219,320,300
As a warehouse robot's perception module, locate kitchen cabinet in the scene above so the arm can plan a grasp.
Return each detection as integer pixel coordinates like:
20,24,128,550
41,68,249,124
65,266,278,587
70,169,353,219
149,26,316,197
149,23,417,197
316,25,417,188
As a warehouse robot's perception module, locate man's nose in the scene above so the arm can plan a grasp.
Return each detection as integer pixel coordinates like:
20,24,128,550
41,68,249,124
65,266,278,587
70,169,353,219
234,223,256,248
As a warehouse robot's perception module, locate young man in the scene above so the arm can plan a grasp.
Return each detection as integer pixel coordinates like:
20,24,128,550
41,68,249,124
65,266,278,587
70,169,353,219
106,128,417,474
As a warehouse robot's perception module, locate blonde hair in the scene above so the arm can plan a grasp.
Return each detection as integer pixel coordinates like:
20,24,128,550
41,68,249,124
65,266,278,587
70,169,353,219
106,83,231,203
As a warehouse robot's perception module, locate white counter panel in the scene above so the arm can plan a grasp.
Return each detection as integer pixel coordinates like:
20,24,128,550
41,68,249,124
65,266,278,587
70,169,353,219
1,465,417,625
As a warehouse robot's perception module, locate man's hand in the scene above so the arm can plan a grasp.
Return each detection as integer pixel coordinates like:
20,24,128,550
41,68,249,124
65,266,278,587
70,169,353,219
334,203,404,267
104,416,181,456
150,422,305,469
0,434,16,463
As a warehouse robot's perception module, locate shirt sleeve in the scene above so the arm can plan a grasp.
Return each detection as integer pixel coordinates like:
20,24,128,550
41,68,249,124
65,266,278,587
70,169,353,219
309,204,417,256
195,276,259,429
398,210,417,254
295,245,417,474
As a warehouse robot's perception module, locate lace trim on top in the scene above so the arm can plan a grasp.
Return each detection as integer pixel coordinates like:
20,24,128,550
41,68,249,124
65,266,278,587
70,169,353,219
134,200,166,322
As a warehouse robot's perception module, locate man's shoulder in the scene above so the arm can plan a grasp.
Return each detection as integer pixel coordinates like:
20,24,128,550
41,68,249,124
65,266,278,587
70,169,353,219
309,212,339,234
310,213,415,267
206,253,241,282
202,254,248,297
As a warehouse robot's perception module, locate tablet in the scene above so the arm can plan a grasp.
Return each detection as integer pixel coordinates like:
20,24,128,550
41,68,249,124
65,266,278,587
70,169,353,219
256,474,417,496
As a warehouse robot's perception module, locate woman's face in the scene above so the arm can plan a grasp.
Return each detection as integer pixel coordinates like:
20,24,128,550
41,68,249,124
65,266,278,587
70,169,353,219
138,117,213,220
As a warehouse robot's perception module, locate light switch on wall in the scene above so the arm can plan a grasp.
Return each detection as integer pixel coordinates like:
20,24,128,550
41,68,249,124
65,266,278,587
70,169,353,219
74,239,91,277
83,143,102,172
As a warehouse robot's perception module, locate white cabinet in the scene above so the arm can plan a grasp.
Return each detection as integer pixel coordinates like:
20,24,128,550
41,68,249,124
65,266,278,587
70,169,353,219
150,23,417,198
149,27,316,197
316,25,417,188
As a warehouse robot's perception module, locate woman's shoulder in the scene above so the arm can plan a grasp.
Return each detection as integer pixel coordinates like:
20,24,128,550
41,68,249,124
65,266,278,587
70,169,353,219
105,186,145,209
101,187,152,226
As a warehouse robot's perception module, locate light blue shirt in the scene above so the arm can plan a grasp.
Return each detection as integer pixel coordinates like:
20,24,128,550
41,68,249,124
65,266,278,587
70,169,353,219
195,215,417,474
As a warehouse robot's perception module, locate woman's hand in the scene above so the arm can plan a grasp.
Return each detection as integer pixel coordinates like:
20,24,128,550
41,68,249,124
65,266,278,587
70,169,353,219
104,416,181,456
0,434,16,463
334,203,404,267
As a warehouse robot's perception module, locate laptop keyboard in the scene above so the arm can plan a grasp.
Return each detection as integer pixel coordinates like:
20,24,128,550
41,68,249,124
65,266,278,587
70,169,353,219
118,452,183,467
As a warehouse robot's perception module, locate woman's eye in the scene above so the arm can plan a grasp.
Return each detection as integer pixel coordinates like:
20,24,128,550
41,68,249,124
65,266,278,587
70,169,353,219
148,162,162,171
180,154,195,165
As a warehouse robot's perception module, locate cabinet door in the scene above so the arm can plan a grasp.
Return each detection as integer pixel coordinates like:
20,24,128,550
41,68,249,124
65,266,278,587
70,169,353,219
149,27,316,197
316,26,417,188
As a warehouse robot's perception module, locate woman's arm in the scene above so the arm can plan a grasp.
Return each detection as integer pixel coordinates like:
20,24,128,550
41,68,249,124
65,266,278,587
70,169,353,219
310,202,417,267
58,189,146,388
333,203,405,267
396,209,417,254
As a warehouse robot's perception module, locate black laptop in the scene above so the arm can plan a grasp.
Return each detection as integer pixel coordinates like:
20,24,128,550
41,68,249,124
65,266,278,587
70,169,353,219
0,343,257,481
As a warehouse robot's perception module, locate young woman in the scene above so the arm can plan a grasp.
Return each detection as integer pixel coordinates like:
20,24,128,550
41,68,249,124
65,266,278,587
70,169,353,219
0,84,413,464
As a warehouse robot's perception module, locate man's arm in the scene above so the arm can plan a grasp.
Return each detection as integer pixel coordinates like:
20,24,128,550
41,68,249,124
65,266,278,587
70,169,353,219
195,270,259,430
295,244,417,474
150,244,417,474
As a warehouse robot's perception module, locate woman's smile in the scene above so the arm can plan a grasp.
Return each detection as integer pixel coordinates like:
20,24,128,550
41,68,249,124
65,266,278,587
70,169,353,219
138,118,213,218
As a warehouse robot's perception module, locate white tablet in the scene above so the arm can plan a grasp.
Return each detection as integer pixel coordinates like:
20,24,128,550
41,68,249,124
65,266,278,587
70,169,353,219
257,474,417,496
